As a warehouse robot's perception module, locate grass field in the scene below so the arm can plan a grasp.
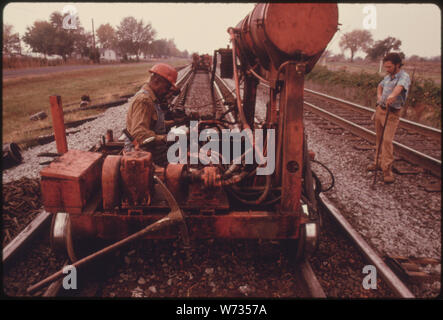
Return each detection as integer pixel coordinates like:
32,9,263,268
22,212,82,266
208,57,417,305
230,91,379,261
2,59,189,146
307,61,441,128
323,60,441,84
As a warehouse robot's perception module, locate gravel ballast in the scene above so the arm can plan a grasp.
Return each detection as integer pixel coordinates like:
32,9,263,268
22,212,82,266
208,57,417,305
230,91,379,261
303,109,441,298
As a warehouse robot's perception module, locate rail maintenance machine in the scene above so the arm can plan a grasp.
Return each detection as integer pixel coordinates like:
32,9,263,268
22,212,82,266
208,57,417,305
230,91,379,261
35,4,339,284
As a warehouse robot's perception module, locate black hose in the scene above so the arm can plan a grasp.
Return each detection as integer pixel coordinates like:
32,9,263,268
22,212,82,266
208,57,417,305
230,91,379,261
311,159,335,193
227,184,281,206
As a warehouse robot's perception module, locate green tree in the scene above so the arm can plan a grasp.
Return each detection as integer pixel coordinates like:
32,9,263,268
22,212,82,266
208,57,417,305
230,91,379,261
74,31,94,58
22,20,55,58
49,11,79,61
365,36,402,61
116,17,156,61
23,11,95,62
3,24,21,55
97,23,117,49
166,39,181,57
181,49,189,59
147,39,168,58
339,29,373,62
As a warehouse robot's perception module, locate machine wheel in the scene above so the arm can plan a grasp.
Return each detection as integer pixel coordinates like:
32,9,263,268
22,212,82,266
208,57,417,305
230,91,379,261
50,212,111,263
102,155,122,210
281,205,319,263
50,212,78,262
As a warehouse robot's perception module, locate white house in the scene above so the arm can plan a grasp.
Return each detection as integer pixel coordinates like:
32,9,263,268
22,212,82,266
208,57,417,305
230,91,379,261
100,48,120,61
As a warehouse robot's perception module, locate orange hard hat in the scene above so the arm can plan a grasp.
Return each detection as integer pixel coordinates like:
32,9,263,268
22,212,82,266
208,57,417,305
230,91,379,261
149,63,178,90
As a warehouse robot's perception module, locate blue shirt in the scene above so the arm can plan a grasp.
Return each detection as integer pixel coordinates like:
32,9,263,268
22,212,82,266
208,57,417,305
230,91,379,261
379,69,410,110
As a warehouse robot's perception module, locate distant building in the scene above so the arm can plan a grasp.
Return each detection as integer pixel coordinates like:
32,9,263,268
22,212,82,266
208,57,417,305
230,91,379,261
26,52,61,60
100,48,120,61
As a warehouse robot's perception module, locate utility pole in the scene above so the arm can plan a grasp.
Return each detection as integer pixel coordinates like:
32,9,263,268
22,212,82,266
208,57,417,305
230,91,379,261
18,32,22,56
91,18,98,64
92,19,96,49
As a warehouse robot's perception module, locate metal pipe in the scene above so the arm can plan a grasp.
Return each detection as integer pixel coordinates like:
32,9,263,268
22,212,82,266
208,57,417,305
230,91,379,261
372,107,390,187
228,28,249,131
247,67,270,85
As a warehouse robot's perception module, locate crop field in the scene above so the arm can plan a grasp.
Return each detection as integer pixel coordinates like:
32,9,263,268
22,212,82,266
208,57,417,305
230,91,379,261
2,59,189,146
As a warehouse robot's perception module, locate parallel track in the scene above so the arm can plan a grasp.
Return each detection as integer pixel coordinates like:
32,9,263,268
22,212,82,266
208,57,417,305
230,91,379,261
303,89,441,177
257,81,441,177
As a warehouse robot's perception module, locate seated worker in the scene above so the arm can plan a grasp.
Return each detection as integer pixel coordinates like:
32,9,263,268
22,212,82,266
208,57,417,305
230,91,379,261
126,63,182,166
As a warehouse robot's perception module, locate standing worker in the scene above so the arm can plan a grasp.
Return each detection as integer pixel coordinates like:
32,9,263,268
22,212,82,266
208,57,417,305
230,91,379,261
125,63,179,166
367,53,411,184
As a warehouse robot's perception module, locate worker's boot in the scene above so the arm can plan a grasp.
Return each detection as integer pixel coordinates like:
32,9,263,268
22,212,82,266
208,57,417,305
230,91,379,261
383,168,395,184
367,163,380,171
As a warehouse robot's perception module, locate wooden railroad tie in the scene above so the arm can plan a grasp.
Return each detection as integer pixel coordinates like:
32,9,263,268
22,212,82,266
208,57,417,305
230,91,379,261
384,255,440,282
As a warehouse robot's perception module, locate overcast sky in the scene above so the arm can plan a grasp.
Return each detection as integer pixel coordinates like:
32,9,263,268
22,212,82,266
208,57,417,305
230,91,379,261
3,3,441,58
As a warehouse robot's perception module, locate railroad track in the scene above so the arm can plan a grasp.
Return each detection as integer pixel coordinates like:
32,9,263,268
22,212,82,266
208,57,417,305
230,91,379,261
303,89,441,178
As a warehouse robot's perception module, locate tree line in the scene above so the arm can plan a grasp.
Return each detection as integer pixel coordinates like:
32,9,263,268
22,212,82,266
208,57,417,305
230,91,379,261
3,11,189,62
334,29,440,63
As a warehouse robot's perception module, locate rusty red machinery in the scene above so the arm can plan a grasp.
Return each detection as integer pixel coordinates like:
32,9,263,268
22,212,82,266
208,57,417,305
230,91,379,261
192,53,212,72
37,3,338,273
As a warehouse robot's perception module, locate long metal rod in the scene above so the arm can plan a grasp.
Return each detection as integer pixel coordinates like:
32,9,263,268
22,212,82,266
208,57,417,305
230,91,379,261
319,194,415,298
373,107,390,186
27,214,175,294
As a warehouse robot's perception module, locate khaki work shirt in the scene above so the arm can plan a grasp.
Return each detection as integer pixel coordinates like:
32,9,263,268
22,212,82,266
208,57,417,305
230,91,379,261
126,84,160,145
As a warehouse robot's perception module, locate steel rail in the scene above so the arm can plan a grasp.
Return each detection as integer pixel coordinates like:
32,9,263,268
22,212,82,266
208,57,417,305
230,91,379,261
3,210,52,266
213,74,240,128
304,88,441,142
257,83,441,142
319,194,415,298
297,260,327,298
304,101,441,178
171,65,194,107
213,77,238,128
175,64,193,87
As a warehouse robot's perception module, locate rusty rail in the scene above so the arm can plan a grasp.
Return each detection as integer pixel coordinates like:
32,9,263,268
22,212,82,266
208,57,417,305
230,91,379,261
3,211,52,266
319,194,415,298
